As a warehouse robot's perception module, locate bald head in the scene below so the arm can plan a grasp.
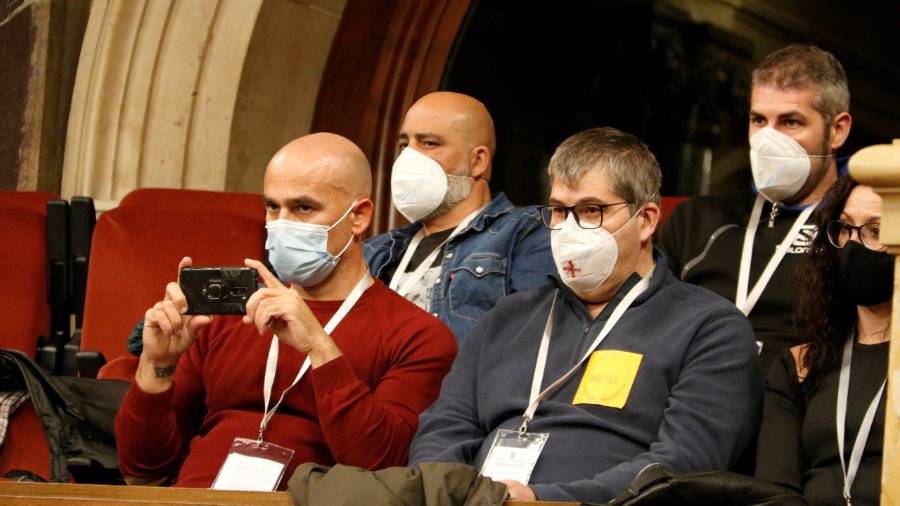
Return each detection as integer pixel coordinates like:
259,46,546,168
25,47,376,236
266,132,372,200
404,92,496,156
263,133,376,294
395,93,495,226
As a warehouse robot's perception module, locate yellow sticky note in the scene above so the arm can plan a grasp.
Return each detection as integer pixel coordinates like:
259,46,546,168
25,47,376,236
572,350,643,409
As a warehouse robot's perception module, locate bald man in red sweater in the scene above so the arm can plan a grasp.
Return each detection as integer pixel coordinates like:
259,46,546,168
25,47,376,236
115,133,457,490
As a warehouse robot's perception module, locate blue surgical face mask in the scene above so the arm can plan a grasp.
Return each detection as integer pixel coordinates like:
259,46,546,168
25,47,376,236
265,202,357,287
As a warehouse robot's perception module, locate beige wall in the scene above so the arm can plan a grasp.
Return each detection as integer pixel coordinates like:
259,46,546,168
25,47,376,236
61,0,346,211
226,0,348,194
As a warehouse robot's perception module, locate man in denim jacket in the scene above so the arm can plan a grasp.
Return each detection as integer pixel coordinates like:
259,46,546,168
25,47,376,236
365,92,555,342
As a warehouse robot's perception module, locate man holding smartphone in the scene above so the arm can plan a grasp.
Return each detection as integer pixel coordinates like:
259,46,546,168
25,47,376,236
114,133,457,490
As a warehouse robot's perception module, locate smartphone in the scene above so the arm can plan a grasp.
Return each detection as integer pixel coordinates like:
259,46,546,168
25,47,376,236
179,267,258,315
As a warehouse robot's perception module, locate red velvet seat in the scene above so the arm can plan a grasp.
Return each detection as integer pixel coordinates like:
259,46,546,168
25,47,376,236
118,188,263,220
0,207,50,358
0,192,57,358
0,191,57,214
97,355,139,381
0,402,54,481
80,208,265,365
0,193,60,482
660,195,690,225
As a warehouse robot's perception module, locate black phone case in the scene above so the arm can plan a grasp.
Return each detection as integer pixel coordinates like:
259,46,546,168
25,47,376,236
180,267,258,315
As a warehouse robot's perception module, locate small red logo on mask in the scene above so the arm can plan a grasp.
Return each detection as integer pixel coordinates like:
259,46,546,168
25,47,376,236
563,260,580,278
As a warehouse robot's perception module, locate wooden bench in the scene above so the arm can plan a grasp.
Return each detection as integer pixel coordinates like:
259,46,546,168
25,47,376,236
0,481,577,505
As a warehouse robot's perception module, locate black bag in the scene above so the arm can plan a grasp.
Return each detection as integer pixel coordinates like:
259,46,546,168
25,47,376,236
0,349,128,483
602,463,807,506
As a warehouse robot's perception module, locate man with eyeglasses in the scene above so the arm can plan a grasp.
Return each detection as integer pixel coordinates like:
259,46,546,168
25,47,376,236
409,127,761,503
659,44,853,374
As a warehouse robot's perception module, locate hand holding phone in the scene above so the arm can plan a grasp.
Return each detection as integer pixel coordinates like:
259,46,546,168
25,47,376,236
242,258,341,367
180,267,259,315
139,257,215,392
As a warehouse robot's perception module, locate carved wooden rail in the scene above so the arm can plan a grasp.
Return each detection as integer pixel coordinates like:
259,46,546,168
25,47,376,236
848,139,900,506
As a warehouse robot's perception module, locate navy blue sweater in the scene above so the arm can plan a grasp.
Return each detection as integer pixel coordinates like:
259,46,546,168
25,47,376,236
409,259,762,503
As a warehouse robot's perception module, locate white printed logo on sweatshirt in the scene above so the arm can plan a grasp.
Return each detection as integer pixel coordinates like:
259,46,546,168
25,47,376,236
788,224,817,254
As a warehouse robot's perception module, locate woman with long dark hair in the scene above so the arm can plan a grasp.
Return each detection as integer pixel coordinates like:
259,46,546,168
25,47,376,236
756,174,893,506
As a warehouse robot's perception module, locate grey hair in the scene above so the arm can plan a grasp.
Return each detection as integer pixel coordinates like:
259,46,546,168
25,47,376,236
751,44,850,125
547,127,661,214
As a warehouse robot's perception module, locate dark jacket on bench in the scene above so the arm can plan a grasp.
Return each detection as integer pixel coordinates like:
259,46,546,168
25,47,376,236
0,349,128,483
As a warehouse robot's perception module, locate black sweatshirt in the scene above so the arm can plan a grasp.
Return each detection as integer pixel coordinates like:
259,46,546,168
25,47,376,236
756,342,887,505
658,189,818,375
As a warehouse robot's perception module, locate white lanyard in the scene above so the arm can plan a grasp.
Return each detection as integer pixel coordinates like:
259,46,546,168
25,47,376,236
836,336,886,505
388,207,484,297
735,195,816,315
258,273,373,442
521,268,652,432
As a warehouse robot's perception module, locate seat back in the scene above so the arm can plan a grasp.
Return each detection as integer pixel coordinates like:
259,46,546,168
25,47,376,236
118,188,264,220
660,196,690,226
1,191,74,371
79,208,265,363
0,191,58,214
0,208,50,357
0,402,53,481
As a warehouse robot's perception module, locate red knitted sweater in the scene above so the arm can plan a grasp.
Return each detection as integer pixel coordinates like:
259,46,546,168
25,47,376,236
115,279,456,488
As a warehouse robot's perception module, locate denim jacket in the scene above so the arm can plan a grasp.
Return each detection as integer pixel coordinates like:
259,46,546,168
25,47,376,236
364,193,556,342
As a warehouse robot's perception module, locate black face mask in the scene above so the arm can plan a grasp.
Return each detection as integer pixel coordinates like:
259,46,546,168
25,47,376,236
838,241,894,307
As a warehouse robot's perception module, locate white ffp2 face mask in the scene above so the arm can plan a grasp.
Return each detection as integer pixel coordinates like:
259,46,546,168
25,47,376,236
749,126,828,203
551,210,638,295
390,148,449,222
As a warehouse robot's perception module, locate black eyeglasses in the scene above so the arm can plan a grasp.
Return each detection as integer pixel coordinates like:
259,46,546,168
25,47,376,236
825,220,885,251
538,202,630,230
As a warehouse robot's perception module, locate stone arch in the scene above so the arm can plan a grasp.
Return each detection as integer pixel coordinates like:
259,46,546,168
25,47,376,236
311,0,474,234
62,0,347,210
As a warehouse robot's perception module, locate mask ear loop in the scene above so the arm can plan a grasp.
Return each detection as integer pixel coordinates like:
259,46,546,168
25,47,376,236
755,153,833,160
328,200,360,261
446,173,475,180
326,201,360,231
267,200,362,233
606,205,643,237
330,233,355,262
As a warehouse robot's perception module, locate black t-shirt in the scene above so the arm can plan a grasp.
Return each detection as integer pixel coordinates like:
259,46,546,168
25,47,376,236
756,341,887,506
658,190,818,375
381,228,455,281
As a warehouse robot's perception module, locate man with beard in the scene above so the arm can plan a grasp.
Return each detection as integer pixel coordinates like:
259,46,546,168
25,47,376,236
659,44,853,374
365,92,555,341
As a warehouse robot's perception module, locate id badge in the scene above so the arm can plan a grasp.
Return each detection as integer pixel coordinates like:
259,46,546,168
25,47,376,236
480,429,548,484
211,437,294,491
